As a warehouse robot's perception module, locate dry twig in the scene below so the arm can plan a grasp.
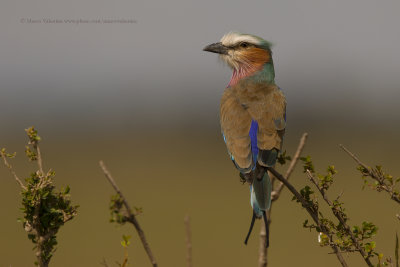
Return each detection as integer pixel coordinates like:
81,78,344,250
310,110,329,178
184,215,193,267
99,160,158,267
271,133,308,201
0,151,26,190
340,145,400,204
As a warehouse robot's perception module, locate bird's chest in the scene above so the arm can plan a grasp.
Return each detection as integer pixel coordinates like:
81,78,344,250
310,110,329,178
231,82,274,112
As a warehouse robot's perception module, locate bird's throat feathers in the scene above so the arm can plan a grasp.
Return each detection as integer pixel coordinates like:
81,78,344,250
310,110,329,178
227,47,275,87
228,62,275,87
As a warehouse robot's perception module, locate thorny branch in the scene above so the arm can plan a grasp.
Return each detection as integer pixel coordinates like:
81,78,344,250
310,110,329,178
99,160,158,267
340,144,400,204
267,167,349,267
306,170,374,267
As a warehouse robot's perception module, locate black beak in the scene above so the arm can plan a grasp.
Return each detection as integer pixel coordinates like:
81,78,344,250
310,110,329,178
203,42,228,55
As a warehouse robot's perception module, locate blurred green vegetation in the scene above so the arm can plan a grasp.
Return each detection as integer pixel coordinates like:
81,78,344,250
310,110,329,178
1,123,400,267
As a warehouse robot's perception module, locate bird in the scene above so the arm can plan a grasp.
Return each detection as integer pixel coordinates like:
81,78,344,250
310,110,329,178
203,32,286,247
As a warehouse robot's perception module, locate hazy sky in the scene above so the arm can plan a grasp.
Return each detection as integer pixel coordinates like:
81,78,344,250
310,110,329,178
1,0,400,134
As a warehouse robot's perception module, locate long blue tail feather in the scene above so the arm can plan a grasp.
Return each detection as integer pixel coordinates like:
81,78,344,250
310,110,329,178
251,171,272,217
245,169,272,245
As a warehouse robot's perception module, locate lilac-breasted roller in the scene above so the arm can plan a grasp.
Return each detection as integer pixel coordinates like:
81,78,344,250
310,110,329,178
203,32,286,247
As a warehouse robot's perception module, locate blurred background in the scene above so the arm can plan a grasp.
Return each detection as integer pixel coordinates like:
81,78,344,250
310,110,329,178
1,0,400,266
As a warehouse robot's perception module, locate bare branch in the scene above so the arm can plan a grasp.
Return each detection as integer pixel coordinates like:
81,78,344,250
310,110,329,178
99,160,158,267
0,151,26,190
267,167,349,267
306,170,373,267
258,210,271,267
35,145,44,175
340,144,400,204
272,133,308,201
184,215,193,267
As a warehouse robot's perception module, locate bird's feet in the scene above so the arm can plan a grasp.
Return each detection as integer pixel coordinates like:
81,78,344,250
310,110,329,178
254,162,266,181
239,172,253,184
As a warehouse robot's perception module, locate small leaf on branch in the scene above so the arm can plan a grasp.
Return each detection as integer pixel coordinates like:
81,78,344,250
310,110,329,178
277,150,292,165
300,156,315,173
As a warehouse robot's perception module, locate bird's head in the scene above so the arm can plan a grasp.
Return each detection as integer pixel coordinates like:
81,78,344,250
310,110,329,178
203,32,273,71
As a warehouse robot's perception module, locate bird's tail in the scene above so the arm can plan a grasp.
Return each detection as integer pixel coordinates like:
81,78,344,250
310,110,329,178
251,170,272,216
251,148,276,216
243,149,277,247
244,169,272,247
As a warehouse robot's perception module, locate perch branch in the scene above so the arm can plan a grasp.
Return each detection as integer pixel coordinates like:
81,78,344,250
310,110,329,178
272,133,308,201
259,133,308,267
99,160,158,267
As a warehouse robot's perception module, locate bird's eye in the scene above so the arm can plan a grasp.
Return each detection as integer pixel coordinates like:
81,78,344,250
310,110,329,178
240,42,249,48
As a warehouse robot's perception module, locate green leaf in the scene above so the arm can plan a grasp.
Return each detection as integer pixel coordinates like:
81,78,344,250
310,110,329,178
277,151,291,165
25,126,41,143
300,155,315,173
365,241,376,253
121,235,131,248
6,152,16,158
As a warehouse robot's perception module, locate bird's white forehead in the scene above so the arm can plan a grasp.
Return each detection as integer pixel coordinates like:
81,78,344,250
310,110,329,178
220,32,261,47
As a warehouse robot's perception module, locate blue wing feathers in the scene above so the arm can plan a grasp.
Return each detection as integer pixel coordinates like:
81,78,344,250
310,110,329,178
249,120,258,164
